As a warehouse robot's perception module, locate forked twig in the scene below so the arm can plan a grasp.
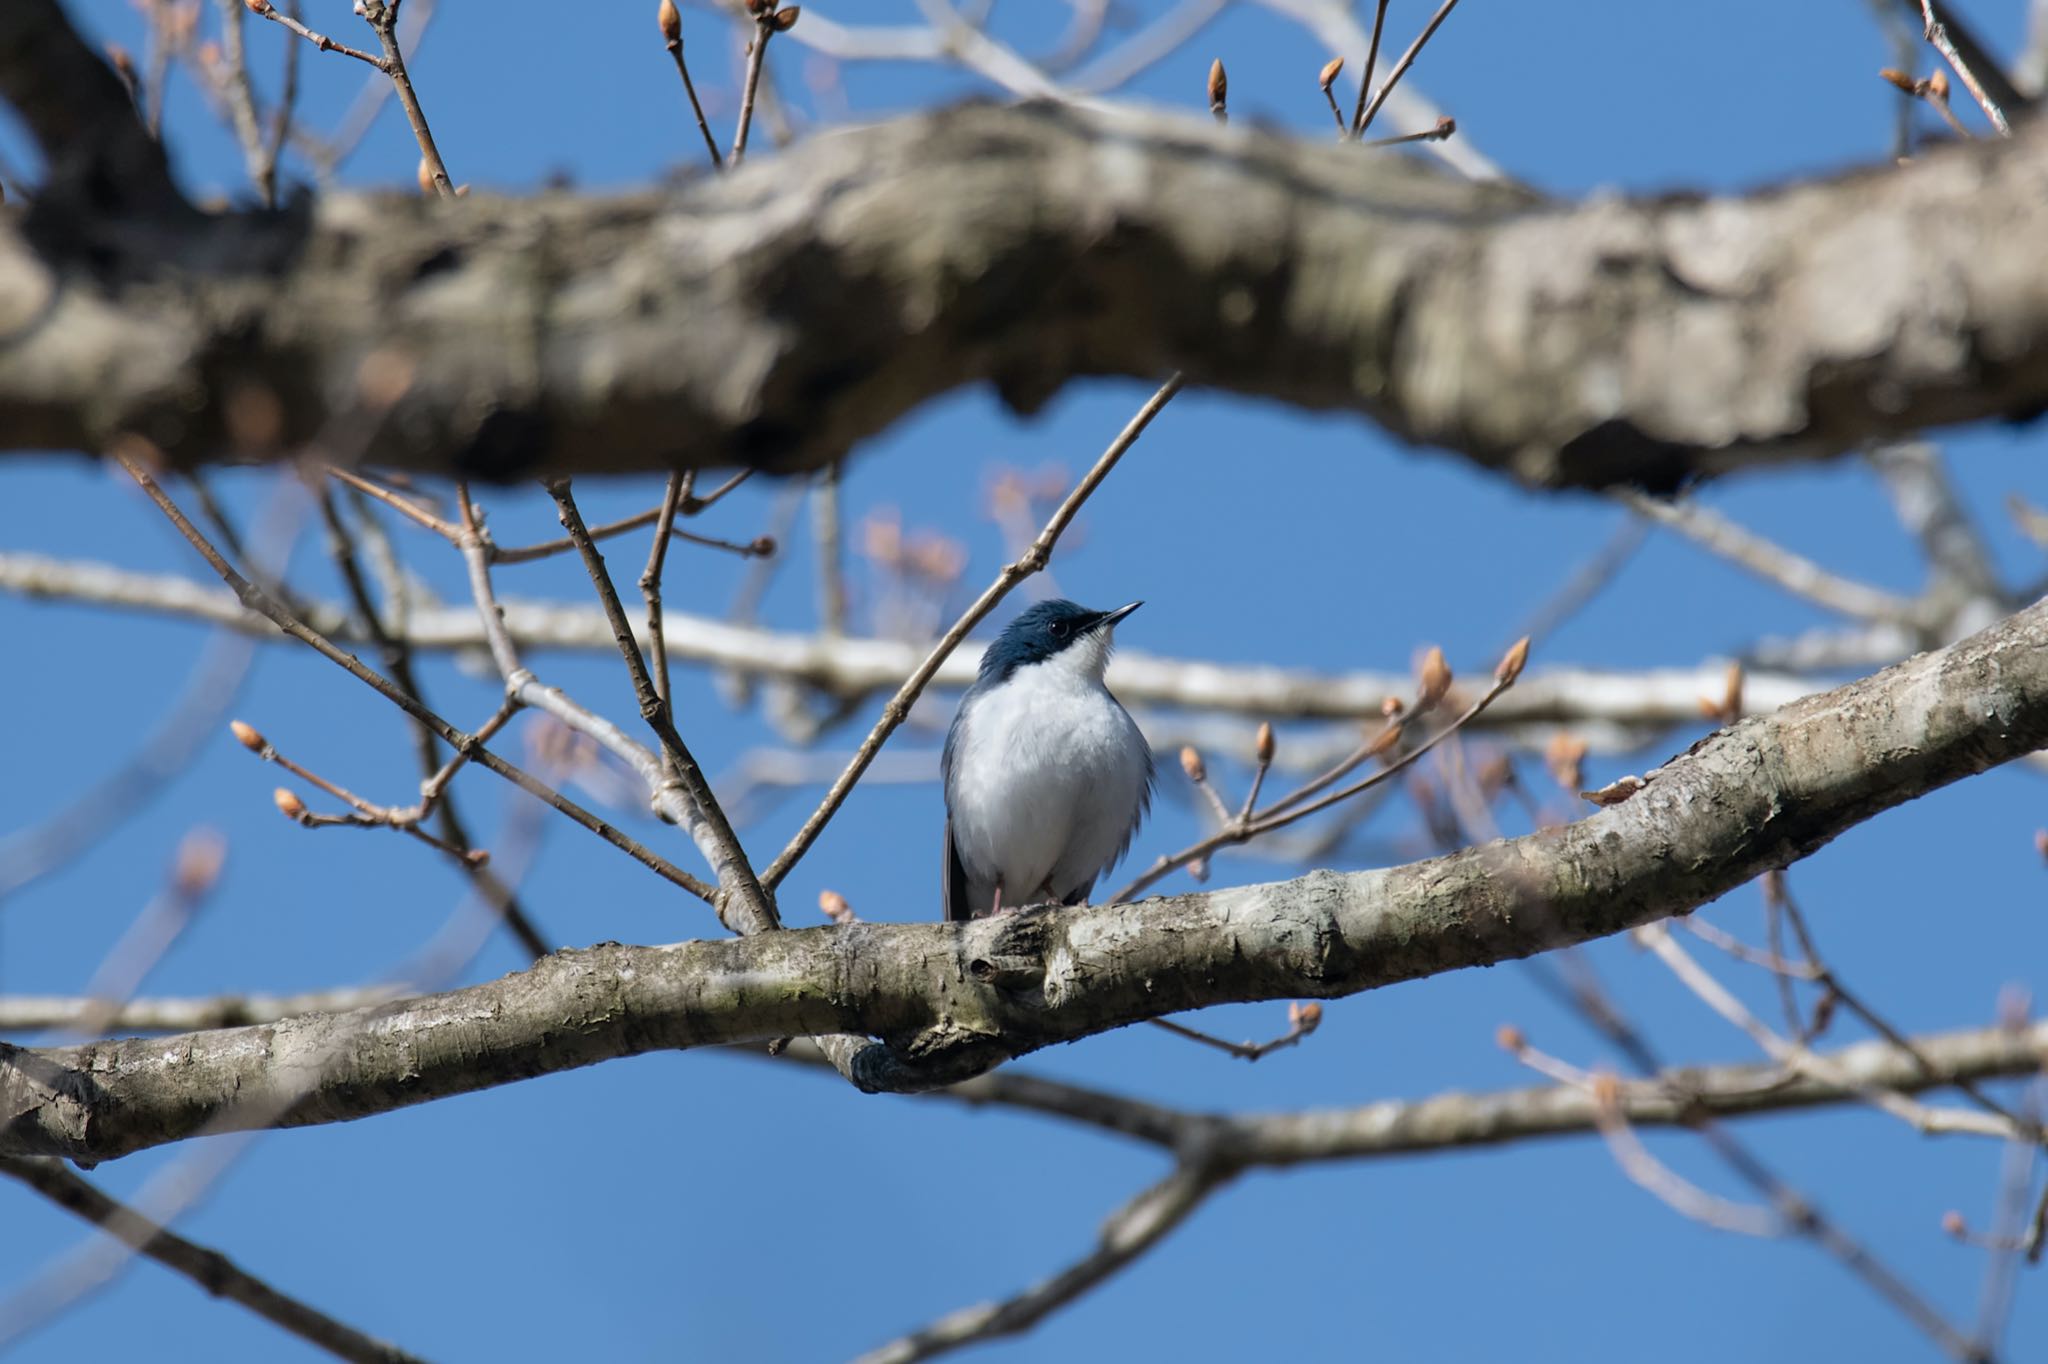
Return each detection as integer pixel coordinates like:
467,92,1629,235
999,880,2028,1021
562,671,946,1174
115,449,712,899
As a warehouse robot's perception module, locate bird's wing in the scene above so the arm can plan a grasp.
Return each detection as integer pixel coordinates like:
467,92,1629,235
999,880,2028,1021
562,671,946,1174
944,817,973,923
1102,701,1157,884
942,701,971,922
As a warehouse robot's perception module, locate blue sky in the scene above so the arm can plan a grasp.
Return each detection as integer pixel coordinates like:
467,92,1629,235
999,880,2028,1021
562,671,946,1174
2,1,2045,1361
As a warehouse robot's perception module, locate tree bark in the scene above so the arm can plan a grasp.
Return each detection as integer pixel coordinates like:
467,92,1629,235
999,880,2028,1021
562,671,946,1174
4,5,2048,489
7,592,2047,1164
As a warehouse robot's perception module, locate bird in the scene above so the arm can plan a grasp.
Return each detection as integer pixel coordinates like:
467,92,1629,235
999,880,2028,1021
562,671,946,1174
942,598,1154,922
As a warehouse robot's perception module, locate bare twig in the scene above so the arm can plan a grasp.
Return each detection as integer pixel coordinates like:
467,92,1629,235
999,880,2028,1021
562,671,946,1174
641,470,690,776
1587,1075,1782,1237
729,6,782,168
543,479,777,932
855,1161,1232,1364
285,0,435,181
317,487,551,958
1148,1002,1321,1061
814,460,849,637
0,549,1829,734
1064,0,1225,91
1504,965,1989,1362
1365,115,1455,147
1346,0,1388,139
323,467,460,538
760,374,1183,891
262,0,303,194
1920,0,2012,134
0,1156,423,1364
245,1,388,72
1111,641,1527,903
1354,0,1461,139
658,0,723,169
1882,65,1976,139
362,0,454,195
213,0,274,203
491,495,770,566
67,830,227,1042
1619,490,1917,623
116,449,713,899
1767,871,2029,1130
1639,923,2018,1141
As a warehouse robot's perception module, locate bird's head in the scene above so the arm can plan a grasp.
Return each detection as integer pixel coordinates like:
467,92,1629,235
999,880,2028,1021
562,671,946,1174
978,599,1141,685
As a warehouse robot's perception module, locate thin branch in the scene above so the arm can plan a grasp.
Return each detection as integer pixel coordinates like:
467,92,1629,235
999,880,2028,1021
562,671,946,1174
1768,871,2030,1131
0,989,400,1034
0,1156,424,1364
1346,0,1388,139
285,0,433,180
1364,116,1455,147
0,549,1833,734
1869,442,2002,617
1354,0,1461,139
814,460,848,637
641,470,690,777
362,0,453,196
1065,0,1228,93
1111,646,1524,903
323,467,460,539
855,1161,1231,1364
445,486,722,905
543,480,777,932
245,1,388,72
1587,1077,1781,1237
116,449,714,900
1509,947,1988,1362
760,373,1183,891
213,0,273,204
729,10,776,169
1920,0,2012,134
659,0,723,170
1639,923,2018,1141
1147,1002,1320,1061
317,487,551,958
262,0,303,195
1619,490,1918,624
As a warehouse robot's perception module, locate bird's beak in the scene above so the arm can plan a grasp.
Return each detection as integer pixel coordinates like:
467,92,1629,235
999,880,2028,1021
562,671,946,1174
1098,601,1143,630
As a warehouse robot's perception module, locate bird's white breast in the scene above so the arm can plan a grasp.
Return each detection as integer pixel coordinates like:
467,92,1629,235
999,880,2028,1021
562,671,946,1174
947,654,1149,906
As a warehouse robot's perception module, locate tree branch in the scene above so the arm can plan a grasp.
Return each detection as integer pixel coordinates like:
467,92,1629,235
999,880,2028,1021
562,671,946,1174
856,1160,1232,1364
0,551,1826,730
0,1156,422,1364
7,593,2048,1162
6,102,2048,489
0,0,186,214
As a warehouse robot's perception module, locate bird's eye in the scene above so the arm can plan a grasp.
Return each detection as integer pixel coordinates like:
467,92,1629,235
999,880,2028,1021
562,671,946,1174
1048,621,1067,639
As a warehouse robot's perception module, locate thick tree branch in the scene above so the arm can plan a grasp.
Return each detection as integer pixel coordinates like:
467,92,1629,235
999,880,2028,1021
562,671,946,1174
0,0,186,214
6,594,2048,1162
4,102,2048,488
15,999,2039,1160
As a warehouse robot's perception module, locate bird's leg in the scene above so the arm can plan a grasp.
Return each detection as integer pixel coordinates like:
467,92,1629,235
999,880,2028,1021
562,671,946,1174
989,881,1006,917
